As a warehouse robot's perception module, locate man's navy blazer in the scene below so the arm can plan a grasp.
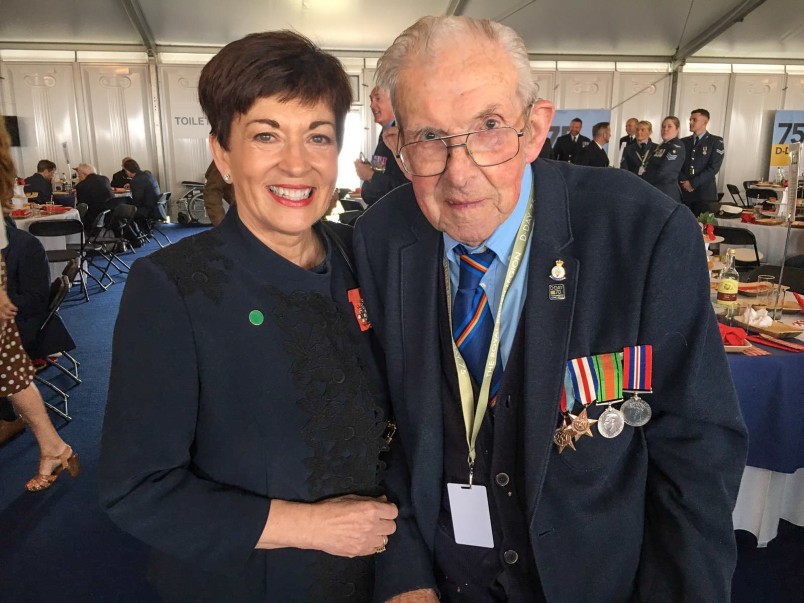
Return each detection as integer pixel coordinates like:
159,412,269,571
354,159,747,603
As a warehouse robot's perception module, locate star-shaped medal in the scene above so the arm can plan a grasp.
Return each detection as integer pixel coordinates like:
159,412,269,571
553,424,577,453
569,407,597,441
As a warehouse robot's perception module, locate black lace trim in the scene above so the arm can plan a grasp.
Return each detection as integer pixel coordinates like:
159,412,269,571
149,230,233,304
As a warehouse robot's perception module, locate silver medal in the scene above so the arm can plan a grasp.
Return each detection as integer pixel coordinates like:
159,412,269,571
621,395,652,427
597,407,625,439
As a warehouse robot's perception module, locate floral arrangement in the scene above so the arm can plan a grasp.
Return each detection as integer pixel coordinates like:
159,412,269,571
697,212,717,241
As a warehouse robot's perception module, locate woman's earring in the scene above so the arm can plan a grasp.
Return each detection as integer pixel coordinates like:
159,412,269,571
224,173,231,183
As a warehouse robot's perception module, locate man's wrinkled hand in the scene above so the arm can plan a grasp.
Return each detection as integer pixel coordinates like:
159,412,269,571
354,159,374,182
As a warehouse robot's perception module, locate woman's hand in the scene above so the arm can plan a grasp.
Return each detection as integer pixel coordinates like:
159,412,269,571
307,494,398,558
258,495,398,558
0,289,18,321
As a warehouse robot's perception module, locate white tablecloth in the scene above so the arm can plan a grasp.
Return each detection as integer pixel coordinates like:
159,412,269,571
733,467,804,547
12,209,82,280
716,219,804,265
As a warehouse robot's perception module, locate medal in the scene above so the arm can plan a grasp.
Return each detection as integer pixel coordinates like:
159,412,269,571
553,377,579,453
598,406,625,438
592,352,625,438
569,406,596,440
621,345,653,427
702,146,708,156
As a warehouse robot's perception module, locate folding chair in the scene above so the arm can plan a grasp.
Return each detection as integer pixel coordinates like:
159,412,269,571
726,184,747,207
31,275,79,421
28,219,90,302
713,225,763,272
146,192,173,248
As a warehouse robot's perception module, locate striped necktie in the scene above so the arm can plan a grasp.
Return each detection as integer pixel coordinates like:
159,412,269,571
452,245,503,406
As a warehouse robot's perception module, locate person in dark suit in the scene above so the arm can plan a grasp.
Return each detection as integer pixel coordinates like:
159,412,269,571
110,157,132,189
354,15,746,603
620,120,658,175
121,158,161,230
574,121,611,167
99,31,397,602
552,118,589,163
354,86,408,206
618,117,638,149
1,225,49,353
538,136,553,160
680,108,725,216
74,163,114,231
643,116,686,202
23,159,56,202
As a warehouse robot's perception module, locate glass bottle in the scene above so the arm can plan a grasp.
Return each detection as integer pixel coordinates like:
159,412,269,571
776,167,784,186
716,248,739,324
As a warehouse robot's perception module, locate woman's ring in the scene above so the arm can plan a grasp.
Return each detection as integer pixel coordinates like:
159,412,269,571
375,536,388,553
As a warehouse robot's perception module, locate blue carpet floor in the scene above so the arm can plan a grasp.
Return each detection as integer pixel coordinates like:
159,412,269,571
0,224,206,603
0,222,801,602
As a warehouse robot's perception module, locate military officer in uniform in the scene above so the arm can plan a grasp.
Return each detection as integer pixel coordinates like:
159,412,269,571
679,108,725,215
575,122,611,167
620,120,657,175
643,116,686,202
553,118,589,163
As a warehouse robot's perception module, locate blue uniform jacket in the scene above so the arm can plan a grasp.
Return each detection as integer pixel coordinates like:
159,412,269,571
642,137,685,202
680,132,725,204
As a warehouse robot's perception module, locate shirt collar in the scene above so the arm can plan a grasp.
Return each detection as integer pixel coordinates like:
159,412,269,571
444,166,533,267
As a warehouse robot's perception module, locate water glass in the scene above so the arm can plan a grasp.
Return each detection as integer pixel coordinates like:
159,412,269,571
757,275,776,308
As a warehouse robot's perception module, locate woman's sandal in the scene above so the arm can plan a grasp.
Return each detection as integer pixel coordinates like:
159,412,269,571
25,446,80,492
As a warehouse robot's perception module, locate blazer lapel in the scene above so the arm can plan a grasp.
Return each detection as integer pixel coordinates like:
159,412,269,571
398,217,445,533
520,162,579,525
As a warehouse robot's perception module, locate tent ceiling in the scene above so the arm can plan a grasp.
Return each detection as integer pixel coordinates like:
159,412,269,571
0,0,802,62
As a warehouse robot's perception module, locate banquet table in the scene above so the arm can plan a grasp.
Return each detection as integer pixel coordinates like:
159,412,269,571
716,219,804,265
12,208,82,280
725,304,804,546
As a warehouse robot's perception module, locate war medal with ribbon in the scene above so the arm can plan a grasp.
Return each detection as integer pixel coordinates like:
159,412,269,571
620,345,653,427
593,353,626,439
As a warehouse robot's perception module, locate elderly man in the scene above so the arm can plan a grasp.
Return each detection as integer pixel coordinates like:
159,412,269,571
619,117,639,148
354,15,746,603
75,163,114,230
679,108,725,216
23,159,56,202
620,120,657,175
354,85,409,206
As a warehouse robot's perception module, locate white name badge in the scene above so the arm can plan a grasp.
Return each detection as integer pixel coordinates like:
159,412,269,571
447,483,495,548
638,166,646,176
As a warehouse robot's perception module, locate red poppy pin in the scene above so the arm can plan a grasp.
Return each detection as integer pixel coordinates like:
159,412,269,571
347,288,372,332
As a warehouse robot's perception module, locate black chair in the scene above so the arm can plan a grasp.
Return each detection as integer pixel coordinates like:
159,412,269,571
86,205,138,285
28,219,89,302
726,184,747,207
713,225,762,271
340,199,364,211
146,192,172,248
338,210,363,226
31,275,79,421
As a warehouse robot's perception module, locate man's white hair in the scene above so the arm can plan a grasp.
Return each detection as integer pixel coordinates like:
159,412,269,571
75,163,96,176
376,16,535,118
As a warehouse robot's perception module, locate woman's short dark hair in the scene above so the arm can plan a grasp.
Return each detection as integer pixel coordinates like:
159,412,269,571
198,31,353,151
123,159,141,173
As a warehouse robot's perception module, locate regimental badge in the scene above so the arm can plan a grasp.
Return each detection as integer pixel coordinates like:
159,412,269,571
550,259,566,281
347,288,372,332
655,149,665,158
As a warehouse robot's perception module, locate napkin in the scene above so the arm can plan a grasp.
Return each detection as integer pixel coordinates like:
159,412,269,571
794,292,804,313
718,323,747,346
741,306,773,328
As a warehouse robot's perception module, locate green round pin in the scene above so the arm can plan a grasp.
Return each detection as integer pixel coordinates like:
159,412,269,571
248,310,264,326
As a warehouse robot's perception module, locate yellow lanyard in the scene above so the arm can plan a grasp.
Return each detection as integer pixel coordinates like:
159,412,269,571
444,185,535,484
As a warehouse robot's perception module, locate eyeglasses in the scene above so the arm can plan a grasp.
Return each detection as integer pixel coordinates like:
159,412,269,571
396,124,527,177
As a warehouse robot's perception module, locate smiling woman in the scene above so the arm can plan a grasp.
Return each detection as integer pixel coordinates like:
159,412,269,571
99,31,397,602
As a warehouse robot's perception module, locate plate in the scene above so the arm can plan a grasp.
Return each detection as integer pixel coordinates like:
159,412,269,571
24,192,38,198
739,300,802,314
793,222,804,229
10,209,32,218
724,342,752,353
719,205,743,215
703,235,724,244
738,282,790,296
755,218,784,225
733,248,763,262
734,318,804,339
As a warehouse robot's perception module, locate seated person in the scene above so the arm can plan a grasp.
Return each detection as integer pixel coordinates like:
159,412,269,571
110,157,133,189
1,223,49,355
75,163,114,231
122,158,161,230
203,160,235,227
23,159,56,203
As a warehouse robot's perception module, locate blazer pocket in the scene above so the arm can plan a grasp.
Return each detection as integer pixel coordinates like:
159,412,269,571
557,403,636,472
